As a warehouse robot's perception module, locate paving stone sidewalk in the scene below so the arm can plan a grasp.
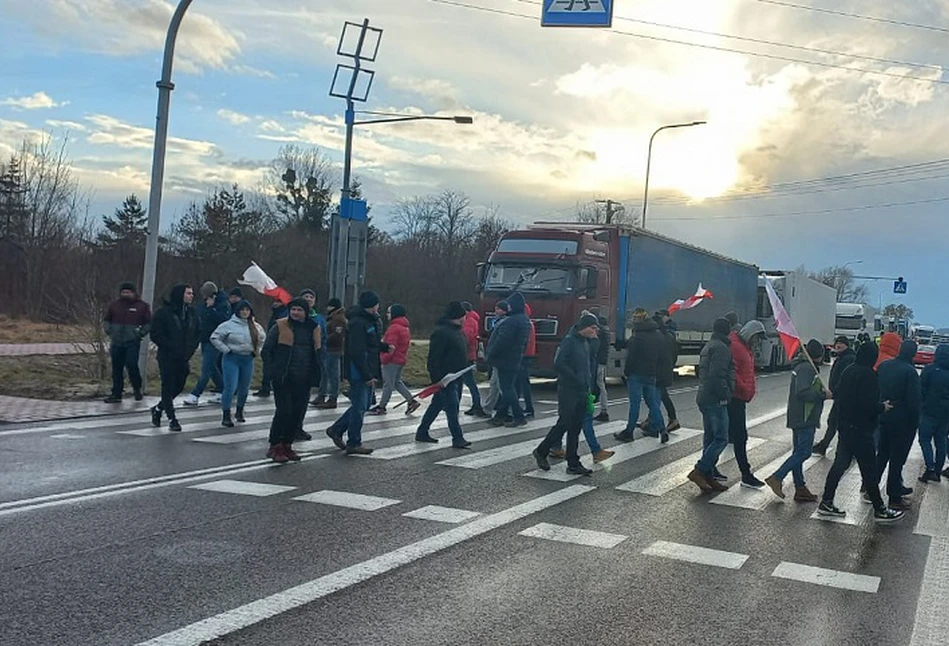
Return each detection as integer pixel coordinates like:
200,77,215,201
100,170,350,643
0,343,99,356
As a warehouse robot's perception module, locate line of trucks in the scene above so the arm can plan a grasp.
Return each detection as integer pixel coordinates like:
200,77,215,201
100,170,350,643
475,222,884,378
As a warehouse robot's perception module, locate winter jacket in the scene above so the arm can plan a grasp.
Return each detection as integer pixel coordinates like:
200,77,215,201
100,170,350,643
524,304,537,358
921,344,949,422
786,356,826,430
829,347,856,394
150,285,199,362
696,332,735,407
195,292,231,345
381,316,411,366
261,316,321,384
267,304,288,331
104,297,151,347
587,334,601,399
875,333,902,370
427,317,468,383
308,309,326,354
210,314,266,356
729,331,756,403
655,319,678,389
555,326,592,400
878,340,921,430
344,307,383,383
837,342,885,435
326,306,347,353
486,292,531,371
463,311,480,362
624,319,664,380
597,324,610,366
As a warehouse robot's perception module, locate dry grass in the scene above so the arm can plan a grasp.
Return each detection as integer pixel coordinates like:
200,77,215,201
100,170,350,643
0,316,95,344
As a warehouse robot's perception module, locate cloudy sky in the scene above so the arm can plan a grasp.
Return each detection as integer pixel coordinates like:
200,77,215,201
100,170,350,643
1,0,947,323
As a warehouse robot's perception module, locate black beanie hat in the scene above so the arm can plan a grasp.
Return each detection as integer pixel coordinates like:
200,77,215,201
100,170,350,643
713,318,731,336
445,301,467,321
233,299,254,316
577,313,598,331
229,287,244,298
119,281,136,293
328,297,342,310
359,290,380,309
389,303,407,319
287,298,308,312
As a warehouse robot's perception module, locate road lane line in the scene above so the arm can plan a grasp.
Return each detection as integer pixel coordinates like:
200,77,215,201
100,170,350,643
402,505,481,524
642,540,748,569
771,561,880,593
519,522,628,549
195,415,453,446
710,451,821,511
746,408,787,430
909,537,949,646
292,490,401,511
133,484,594,646
809,463,873,526
915,482,949,538
187,480,297,497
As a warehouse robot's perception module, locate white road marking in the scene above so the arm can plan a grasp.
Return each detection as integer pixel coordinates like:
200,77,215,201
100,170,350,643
119,413,276,437
49,433,86,439
642,540,749,570
909,537,949,646
402,505,481,524
809,463,873,526
522,428,703,481
617,438,767,496
188,480,297,497
710,451,822,510
133,485,594,646
745,408,787,430
195,416,451,446
292,490,401,511
519,522,627,549
915,481,949,538
771,561,880,593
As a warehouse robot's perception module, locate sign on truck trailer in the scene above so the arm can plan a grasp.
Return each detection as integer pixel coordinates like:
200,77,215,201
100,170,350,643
756,271,836,370
477,223,758,378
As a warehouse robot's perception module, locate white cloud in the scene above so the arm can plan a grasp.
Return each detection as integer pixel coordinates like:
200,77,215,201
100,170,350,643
259,120,285,133
1,91,66,110
217,109,251,125
46,119,87,131
85,114,218,156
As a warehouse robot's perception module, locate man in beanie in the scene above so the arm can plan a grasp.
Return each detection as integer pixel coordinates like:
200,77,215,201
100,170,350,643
532,312,599,476
728,320,767,488
184,281,229,406
876,338,921,509
103,281,151,403
253,299,289,398
813,335,856,456
688,317,736,492
326,290,383,455
298,288,327,408
724,311,740,333
228,287,244,310
614,307,666,443
764,339,830,501
315,297,347,408
149,284,200,431
486,291,532,428
415,301,472,447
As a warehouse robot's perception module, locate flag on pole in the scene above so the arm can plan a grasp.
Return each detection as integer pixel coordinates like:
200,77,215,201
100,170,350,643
668,283,713,314
763,275,801,359
237,261,292,305
393,365,477,407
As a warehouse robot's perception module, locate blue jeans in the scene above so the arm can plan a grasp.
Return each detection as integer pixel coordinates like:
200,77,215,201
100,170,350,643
772,426,816,487
109,340,142,397
626,375,664,434
918,415,948,473
191,342,222,397
515,358,534,416
221,353,254,412
417,381,466,444
462,366,482,410
319,352,342,400
331,378,371,447
493,368,524,423
696,403,730,477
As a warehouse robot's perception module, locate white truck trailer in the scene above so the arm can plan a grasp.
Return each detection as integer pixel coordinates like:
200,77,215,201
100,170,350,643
835,302,877,345
756,271,837,370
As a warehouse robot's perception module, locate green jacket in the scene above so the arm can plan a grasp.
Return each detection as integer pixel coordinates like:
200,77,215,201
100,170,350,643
787,357,826,430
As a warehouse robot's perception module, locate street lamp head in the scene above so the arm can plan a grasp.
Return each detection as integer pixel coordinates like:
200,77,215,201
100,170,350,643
453,116,474,124
690,120,707,126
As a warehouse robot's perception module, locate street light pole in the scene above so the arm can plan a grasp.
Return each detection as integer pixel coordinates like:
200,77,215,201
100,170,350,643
138,0,193,388
641,120,706,230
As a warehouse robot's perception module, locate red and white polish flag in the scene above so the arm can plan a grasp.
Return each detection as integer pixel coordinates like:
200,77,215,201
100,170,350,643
763,275,801,359
668,283,714,314
238,261,292,305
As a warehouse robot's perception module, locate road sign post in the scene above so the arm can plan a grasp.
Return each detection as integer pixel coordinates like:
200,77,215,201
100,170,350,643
541,0,614,28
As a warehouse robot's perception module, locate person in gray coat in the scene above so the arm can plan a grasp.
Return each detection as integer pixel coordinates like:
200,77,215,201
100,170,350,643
688,318,736,492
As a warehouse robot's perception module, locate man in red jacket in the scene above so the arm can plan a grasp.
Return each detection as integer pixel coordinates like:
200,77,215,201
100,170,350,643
728,320,766,488
461,302,486,416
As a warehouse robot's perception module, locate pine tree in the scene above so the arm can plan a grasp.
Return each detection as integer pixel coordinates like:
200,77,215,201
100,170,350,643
96,194,148,249
0,156,28,243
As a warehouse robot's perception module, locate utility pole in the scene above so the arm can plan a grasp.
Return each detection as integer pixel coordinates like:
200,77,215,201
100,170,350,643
594,199,621,224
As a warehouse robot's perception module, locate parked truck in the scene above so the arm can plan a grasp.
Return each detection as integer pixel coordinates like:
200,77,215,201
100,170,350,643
834,302,877,346
476,223,759,378
756,271,837,370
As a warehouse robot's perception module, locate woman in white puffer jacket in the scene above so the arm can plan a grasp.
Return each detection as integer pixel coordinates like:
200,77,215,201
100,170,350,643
211,300,266,427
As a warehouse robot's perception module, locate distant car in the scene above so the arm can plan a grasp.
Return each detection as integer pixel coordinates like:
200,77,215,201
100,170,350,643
914,345,936,367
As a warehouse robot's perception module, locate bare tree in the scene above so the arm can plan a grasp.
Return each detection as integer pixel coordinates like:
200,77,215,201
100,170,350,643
391,195,439,241
433,189,475,251
575,200,640,226
882,303,914,322
265,144,336,232
805,265,869,303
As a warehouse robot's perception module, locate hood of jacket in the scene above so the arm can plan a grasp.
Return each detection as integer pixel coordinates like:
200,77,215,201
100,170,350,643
935,344,949,369
854,341,878,367
388,316,409,331
633,319,659,335
507,291,526,315
739,320,765,345
879,333,902,359
165,283,189,307
898,339,918,362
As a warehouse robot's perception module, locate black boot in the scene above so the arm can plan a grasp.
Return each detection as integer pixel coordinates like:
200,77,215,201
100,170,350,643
222,410,234,428
235,407,245,423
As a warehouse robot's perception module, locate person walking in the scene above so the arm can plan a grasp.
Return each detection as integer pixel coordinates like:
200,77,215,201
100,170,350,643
253,299,288,398
184,281,229,406
876,339,921,509
764,340,829,502
644,310,681,433
261,298,320,463
103,281,151,403
593,316,611,422
729,320,766,488
479,302,509,417
813,336,857,456
211,299,266,428
461,301,486,417
532,313,600,477
614,308,666,443
515,303,537,419
486,292,532,428
919,344,949,482
326,291,383,455
817,341,904,523
149,284,200,432
299,289,327,407
415,301,472,447
315,298,346,409
688,318,736,492
371,304,420,415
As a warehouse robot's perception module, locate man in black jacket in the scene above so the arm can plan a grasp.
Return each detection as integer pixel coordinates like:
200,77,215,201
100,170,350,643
813,336,857,456
149,284,199,432
326,291,383,455
532,313,600,477
614,308,666,443
818,342,903,522
253,300,289,398
876,339,921,509
185,281,229,406
486,291,532,428
415,302,471,448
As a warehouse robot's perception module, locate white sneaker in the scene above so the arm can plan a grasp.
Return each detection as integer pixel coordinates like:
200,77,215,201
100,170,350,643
183,394,199,406
207,393,222,404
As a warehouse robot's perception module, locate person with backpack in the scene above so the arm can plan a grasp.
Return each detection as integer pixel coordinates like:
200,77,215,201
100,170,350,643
210,299,266,428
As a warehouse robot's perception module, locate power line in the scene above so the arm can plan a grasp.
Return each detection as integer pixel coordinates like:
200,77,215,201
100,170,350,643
428,0,949,86
751,0,949,35
652,194,949,221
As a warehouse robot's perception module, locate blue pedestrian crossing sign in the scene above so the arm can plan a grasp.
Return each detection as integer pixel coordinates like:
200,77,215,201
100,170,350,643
541,0,614,28
893,278,907,294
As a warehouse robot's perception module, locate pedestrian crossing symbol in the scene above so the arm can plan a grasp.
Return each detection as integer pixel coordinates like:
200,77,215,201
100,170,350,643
541,0,614,28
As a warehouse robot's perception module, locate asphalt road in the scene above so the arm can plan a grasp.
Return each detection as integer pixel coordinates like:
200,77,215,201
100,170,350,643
1,371,947,646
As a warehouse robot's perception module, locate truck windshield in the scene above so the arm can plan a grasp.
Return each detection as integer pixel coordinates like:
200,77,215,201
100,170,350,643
484,264,574,293
835,316,864,331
